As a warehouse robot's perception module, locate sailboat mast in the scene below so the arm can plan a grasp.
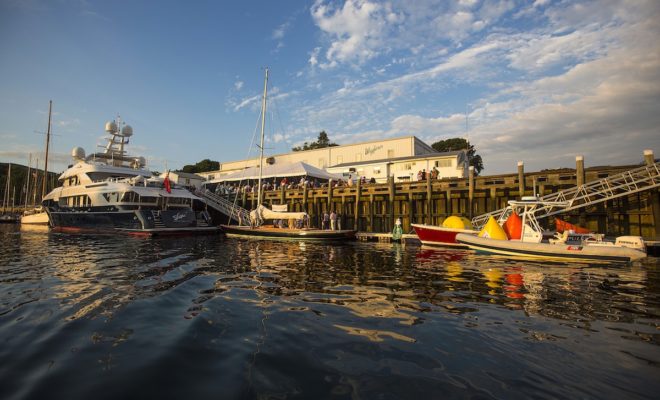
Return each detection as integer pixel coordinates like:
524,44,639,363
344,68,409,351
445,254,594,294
41,100,52,200
24,153,31,208
4,163,11,211
257,68,269,206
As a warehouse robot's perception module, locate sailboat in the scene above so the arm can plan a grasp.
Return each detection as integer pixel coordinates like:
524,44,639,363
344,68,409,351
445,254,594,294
21,100,53,225
220,68,355,241
1,163,20,223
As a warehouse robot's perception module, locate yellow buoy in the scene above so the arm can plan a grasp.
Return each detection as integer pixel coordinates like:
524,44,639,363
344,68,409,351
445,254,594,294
442,216,473,230
478,216,508,240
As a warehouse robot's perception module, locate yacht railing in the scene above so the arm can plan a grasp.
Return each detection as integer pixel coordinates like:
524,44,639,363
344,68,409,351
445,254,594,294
198,189,250,225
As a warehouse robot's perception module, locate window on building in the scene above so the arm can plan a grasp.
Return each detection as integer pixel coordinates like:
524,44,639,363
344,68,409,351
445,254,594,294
337,155,343,164
387,149,394,158
373,167,381,174
318,158,326,168
402,163,412,170
435,159,453,168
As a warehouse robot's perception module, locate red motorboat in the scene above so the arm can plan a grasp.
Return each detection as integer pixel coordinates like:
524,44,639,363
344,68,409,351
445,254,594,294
411,223,477,248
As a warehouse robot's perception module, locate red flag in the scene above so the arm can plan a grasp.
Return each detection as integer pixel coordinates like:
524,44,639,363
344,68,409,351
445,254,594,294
164,171,171,193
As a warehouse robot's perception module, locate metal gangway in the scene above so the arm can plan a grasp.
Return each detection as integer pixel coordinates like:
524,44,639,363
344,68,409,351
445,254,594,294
471,161,660,230
198,189,250,225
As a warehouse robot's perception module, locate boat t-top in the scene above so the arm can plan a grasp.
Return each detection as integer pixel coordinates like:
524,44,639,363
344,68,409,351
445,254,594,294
455,197,647,262
42,117,219,236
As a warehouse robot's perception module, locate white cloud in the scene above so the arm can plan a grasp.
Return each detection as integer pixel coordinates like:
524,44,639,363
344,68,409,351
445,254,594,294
232,94,261,112
56,118,81,128
272,21,291,40
311,0,402,67
308,47,321,67
234,80,244,90
284,0,660,173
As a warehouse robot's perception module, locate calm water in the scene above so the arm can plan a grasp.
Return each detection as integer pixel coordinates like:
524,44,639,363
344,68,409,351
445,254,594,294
0,225,658,400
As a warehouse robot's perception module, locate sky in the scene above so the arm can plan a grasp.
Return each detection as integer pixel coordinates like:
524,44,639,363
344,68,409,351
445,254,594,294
1,0,659,175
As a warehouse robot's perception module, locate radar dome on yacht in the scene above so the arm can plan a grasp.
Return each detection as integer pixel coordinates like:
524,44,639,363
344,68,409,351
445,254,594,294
121,125,133,137
105,121,118,133
71,147,86,161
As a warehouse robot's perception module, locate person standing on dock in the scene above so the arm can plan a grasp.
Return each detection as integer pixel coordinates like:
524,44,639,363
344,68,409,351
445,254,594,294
330,210,337,230
323,211,329,230
392,218,403,241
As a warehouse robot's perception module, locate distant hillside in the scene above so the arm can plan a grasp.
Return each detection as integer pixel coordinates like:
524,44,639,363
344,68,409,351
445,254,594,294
0,162,59,205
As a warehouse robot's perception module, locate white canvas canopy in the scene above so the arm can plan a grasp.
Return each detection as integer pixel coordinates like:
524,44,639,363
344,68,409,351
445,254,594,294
251,204,307,222
208,161,342,183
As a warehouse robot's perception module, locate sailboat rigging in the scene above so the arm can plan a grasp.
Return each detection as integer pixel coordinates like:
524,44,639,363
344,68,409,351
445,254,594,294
1,163,19,223
21,101,53,224
220,68,355,241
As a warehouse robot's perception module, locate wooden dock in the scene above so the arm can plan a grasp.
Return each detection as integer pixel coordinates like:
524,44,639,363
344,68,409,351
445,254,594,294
216,158,659,241
356,232,420,244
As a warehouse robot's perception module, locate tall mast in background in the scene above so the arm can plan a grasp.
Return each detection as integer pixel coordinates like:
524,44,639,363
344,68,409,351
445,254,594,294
41,100,52,200
257,68,269,206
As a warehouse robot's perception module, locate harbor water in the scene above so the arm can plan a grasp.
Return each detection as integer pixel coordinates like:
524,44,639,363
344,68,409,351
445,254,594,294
1,224,658,399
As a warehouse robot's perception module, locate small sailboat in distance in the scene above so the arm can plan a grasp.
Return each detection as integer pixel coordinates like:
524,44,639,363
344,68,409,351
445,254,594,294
22,100,53,225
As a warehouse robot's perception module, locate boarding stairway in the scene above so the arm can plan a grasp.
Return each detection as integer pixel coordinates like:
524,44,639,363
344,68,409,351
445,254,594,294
471,161,660,230
198,189,250,225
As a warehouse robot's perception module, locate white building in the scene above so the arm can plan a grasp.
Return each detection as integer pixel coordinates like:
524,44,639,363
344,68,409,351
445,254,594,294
160,171,205,189
327,151,468,183
197,135,468,183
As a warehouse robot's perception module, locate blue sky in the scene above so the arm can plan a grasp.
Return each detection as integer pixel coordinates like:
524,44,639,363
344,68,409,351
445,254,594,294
1,0,659,174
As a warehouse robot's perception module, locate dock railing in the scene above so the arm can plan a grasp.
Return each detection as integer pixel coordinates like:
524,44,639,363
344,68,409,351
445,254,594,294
198,189,250,225
471,161,660,230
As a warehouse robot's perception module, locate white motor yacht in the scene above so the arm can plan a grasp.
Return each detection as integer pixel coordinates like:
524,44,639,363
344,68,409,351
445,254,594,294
42,118,219,236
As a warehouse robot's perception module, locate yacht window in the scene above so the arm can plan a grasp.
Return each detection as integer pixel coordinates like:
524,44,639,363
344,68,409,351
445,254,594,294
168,197,189,205
140,196,158,204
121,192,138,203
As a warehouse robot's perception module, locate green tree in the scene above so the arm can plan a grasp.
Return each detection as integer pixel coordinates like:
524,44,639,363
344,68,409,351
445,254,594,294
431,138,484,175
292,131,339,151
180,159,220,173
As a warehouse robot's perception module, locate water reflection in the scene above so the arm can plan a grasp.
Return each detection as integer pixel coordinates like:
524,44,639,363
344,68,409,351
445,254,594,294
0,225,658,399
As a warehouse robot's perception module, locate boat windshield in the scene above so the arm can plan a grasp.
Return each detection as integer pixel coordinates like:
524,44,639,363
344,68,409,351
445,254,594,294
87,172,145,182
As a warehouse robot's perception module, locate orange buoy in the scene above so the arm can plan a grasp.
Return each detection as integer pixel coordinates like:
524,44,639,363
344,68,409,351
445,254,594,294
555,218,590,234
503,212,522,240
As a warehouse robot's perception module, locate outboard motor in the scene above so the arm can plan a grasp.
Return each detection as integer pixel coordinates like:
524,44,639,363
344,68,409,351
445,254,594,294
615,236,646,252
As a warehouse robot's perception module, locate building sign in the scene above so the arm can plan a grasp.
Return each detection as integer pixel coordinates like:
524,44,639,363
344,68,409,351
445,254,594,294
364,144,383,156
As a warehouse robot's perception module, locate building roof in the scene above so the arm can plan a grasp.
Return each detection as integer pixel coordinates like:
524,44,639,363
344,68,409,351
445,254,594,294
207,161,343,183
168,171,204,180
220,135,435,166
329,150,467,169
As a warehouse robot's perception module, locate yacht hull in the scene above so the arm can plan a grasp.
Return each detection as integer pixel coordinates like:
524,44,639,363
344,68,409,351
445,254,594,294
48,209,220,236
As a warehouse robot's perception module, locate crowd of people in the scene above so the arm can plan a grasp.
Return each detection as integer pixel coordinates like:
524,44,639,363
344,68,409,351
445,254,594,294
416,167,440,181
211,174,379,196
321,210,342,230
